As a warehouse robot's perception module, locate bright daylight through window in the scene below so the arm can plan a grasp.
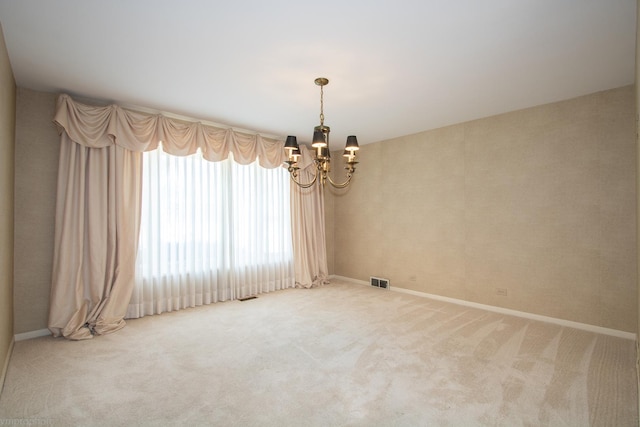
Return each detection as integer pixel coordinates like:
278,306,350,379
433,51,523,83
128,147,294,318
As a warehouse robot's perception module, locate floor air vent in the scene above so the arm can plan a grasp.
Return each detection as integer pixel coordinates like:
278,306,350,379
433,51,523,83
370,277,390,289
238,296,257,301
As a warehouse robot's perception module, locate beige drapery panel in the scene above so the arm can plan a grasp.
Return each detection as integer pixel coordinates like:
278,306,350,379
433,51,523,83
48,134,143,339
290,149,329,288
49,94,289,339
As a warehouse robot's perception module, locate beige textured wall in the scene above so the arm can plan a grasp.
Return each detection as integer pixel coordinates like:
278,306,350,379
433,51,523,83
0,23,16,382
333,86,636,333
13,89,58,334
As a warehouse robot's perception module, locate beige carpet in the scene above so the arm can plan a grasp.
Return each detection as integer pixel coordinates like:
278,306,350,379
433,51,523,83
0,280,637,426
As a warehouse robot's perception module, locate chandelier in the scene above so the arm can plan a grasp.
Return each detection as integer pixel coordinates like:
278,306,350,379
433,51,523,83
283,77,359,188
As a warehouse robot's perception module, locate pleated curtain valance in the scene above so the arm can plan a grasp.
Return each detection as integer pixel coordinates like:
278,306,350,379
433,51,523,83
53,93,289,168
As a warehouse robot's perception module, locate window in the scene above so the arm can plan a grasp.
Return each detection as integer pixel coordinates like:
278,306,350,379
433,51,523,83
127,147,294,318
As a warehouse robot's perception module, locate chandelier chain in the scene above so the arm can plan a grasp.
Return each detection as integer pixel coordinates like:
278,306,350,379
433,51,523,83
319,84,324,126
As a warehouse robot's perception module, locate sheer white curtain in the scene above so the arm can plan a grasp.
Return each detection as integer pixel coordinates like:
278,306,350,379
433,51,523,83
127,148,294,318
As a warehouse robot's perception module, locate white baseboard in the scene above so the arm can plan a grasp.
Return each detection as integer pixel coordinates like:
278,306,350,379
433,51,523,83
0,337,14,397
15,329,51,342
330,275,636,341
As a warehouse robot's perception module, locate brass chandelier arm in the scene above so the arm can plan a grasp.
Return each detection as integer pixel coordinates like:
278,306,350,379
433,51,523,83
326,161,358,188
326,172,354,189
289,168,318,188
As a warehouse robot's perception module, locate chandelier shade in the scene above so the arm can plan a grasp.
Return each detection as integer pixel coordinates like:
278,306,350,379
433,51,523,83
284,135,299,152
284,77,360,189
312,129,328,148
345,135,359,151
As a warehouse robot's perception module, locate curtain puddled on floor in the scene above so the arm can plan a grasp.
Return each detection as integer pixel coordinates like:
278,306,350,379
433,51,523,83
49,94,296,340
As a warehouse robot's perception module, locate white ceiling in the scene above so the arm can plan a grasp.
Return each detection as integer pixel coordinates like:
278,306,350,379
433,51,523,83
0,0,636,146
